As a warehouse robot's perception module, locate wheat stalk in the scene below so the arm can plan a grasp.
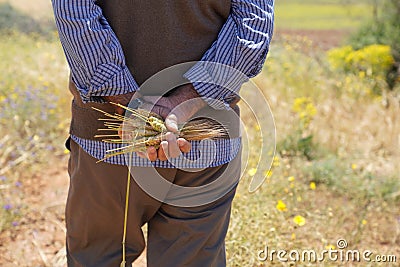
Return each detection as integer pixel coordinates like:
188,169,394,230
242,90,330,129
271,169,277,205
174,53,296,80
92,103,228,161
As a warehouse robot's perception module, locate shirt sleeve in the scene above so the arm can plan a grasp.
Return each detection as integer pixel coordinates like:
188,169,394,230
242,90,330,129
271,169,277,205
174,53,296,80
184,0,274,109
52,0,139,103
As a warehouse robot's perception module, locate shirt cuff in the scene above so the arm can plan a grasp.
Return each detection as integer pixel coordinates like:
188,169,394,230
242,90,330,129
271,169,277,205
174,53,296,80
183,61,248,109
77,65,139,103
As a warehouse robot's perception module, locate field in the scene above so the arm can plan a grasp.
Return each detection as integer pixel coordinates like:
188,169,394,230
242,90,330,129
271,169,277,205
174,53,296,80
0,0,399,266
275,0,372,30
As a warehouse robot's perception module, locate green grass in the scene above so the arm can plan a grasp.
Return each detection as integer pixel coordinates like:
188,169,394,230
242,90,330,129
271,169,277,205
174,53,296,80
275,0,373,30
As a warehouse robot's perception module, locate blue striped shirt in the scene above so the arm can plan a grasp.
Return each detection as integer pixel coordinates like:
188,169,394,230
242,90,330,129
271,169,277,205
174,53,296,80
52,0,274,167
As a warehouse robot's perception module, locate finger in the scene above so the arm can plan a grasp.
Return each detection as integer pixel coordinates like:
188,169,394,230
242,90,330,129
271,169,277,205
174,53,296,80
165,113,178,132
158,141,168,161
115,106,124,115
154,105,171,119
141,103,170,119
119,126,134,140
165,132,180,158
146,146,157,162
177,138,191,153
118,128,123,139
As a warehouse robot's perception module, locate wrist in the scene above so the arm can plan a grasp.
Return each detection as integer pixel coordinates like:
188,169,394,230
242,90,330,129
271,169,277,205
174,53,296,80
172,84,206,109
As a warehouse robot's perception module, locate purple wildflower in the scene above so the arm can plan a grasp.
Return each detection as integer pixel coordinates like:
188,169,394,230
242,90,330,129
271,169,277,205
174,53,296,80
3,204,12,210
15,181,22,187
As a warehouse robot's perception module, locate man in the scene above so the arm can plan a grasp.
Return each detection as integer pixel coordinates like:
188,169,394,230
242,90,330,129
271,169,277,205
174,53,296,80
52,1,274,266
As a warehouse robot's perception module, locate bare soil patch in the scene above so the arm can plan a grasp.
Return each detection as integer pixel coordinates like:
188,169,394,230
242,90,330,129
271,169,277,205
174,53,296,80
276,28,351,50
0,157,146,266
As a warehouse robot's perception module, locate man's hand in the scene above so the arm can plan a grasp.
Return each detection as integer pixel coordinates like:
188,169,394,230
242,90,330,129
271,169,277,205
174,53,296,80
138,84,206,161
103,91,141,114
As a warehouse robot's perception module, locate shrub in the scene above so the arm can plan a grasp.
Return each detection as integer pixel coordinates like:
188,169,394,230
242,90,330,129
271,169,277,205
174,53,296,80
326,45,354,72
278,97,319,160
328,44,394,77
349,0,400,89
327,44,395,95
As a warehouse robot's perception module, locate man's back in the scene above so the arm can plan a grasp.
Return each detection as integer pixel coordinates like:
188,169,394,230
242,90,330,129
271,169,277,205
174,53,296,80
97,0,230,84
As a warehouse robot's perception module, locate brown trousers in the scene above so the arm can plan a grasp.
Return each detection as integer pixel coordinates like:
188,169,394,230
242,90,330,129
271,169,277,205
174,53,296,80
65,139,240,267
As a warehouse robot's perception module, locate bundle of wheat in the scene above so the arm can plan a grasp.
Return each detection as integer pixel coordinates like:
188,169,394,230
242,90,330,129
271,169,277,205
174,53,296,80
92,102,228,161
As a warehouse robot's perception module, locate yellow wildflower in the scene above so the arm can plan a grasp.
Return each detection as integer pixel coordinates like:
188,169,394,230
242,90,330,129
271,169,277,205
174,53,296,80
292,97,317,127
10,93,18,100
288,176,295,182
276,200,287,212
293,215,306,226
247,168,257,176
327,45,354,70
310,182,316,190
325,244,336,250
351,163,357,170
264,170,273,178
362,219,367,225
327,44,394,78
272,156,280,167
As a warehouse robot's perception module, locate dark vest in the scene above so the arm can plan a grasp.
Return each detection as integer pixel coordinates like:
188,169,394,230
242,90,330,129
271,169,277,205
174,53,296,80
70,1,238,140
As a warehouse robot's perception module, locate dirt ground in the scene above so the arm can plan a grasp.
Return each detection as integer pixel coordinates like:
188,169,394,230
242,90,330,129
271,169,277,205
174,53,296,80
0,156,147,267
0,157,68,266
275,28,350,50
0,29,350,267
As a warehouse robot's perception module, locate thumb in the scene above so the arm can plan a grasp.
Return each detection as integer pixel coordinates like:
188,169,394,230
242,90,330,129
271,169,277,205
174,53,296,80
165,113,178,133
